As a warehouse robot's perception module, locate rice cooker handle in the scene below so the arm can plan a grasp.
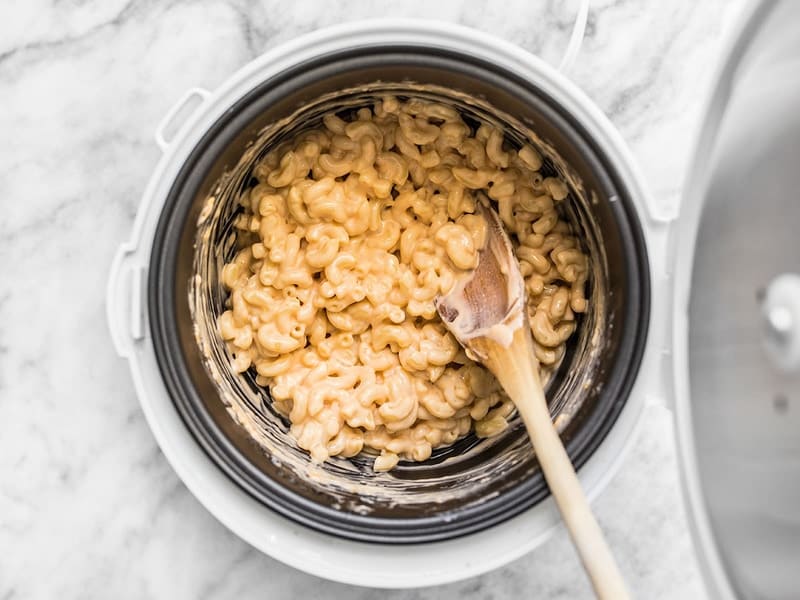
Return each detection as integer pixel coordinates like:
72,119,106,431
557,0,590,72
106,244,146,358
154,87,212,152
761,273,800,372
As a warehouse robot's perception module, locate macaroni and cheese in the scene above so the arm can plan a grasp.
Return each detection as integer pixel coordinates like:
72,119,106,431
217,96,589,471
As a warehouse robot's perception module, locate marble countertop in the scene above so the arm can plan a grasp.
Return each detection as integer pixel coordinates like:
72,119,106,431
1,1,748,598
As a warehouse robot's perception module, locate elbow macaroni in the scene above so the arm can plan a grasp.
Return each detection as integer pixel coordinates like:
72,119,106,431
217,96,589,471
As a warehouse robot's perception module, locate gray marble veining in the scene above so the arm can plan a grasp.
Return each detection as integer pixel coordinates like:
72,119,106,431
0,1,746,598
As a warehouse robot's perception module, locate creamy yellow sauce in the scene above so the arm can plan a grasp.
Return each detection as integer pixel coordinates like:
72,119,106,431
216,96,589,471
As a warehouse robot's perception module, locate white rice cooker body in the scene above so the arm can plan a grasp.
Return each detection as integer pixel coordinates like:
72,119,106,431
108,19,680,589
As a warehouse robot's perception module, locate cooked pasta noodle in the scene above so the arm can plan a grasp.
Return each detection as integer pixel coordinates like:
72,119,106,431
217,96,589,471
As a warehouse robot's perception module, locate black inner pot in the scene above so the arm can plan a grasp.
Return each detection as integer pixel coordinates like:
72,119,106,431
149,46,650,544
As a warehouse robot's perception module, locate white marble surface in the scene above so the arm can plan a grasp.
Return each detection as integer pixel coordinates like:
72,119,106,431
0,1,748,598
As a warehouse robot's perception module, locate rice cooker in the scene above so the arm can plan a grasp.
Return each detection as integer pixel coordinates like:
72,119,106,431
106,2,799,595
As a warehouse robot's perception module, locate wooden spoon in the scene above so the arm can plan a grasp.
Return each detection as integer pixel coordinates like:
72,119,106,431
435,197,629,600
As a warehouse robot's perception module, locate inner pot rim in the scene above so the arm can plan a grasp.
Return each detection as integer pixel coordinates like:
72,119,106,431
148,45,651,544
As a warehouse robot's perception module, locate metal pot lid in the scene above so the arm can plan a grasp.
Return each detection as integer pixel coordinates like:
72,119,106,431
674,1,800,598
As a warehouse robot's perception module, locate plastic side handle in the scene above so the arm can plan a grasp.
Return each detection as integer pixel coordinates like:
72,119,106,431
106,244,146,358
154,87,212,152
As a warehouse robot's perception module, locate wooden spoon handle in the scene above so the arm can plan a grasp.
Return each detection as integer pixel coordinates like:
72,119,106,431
517,382,629,599
485,327,630,600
